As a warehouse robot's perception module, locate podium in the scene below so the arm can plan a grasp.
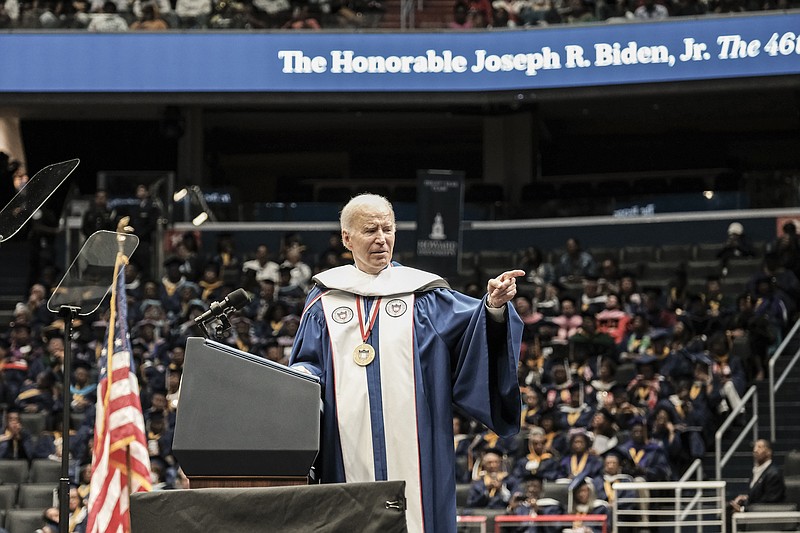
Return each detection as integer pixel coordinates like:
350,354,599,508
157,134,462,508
173,337,321,488
130,481,408,533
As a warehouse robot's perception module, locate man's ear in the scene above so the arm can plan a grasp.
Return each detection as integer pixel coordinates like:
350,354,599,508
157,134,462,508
341,230,351,250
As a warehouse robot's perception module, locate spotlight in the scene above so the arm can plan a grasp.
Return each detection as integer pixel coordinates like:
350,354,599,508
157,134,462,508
173,188,189,202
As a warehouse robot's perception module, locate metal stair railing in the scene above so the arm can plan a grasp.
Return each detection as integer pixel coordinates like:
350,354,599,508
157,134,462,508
399,0,420,29
612,479,726,533
715,385,758,481
769,318,800,442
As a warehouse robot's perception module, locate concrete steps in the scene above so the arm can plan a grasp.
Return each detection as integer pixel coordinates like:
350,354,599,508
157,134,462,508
699,330,800,501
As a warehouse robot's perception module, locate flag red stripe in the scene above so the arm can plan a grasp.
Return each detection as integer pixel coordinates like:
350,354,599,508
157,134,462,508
87,253,152,533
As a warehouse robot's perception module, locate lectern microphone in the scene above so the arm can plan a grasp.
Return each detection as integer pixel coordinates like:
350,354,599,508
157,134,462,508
195,288,251,325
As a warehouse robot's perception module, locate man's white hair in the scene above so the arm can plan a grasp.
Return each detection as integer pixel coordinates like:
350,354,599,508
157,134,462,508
340,193,395,233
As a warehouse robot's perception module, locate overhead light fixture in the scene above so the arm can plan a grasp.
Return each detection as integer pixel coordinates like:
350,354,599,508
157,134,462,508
173,188,189,202
173,185,216,226
192,211,209,226
703,190,714,200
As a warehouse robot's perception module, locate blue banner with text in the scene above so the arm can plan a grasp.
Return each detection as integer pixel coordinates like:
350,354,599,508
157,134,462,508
1,13,799,92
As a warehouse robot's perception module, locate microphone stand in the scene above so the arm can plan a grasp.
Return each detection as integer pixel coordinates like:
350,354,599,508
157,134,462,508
58,305,80,533
197,312,232,340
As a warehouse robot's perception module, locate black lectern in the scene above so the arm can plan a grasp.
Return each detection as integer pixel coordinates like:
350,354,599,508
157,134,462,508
131,481,408,533
173,337,321,488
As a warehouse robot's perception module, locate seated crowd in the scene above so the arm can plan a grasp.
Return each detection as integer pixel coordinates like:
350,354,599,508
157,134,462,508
0,224,797,529
448,0,796,29
0,0,385,30
457,231,799,529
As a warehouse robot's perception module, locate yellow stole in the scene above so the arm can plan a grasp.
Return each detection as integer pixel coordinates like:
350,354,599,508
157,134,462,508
570,453,589,476
629,447,645,465
604,480,615,503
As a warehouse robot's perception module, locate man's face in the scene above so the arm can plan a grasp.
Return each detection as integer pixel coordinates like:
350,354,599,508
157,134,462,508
514,297,532,315
48,338,65,360
151,393,167,411
342,207,395,275
753,440,771,465
6,413,21,432
530,436,545,456
631,424,645,443
571,435,587,454
482,453,501,473
575,484,591,504
604,455,621,476
583,280,599,296
75,367,89,385
170,347,185,366
526,480,543,500
69,488,81,511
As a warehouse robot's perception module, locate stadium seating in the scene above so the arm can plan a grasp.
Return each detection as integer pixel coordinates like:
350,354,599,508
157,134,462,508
5,508,48,533
0,462,29,485
17,484,57,509
29,460,62,484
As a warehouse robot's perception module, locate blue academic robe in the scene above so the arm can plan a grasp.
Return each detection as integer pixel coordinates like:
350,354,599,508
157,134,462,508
289,265,522,533
621,440,672,481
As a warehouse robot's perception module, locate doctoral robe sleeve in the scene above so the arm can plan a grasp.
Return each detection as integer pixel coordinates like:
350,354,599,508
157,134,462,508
416,290,523,439
288,288,327,380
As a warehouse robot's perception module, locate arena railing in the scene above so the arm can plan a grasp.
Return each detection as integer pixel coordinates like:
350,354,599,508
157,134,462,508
715,384,758,481
494,514,607,533
731,508,800,532
456,515,488,533
612,480,726,533
769,317,800,442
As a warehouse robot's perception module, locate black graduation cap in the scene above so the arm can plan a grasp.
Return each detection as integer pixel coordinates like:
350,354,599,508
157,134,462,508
72,359,93,371
567,427,594,445
595,407,616,424
628,415,647,429
633,353,658,366
691,350,713,367
602,446,628,462
649,328,671,342
163,255,183,268
641,286,663,297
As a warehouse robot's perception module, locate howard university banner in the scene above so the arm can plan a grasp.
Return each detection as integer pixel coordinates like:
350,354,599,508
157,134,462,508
415,170,464,278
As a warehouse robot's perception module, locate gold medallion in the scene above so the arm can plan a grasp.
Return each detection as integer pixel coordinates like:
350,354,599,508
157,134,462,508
353,343,376,366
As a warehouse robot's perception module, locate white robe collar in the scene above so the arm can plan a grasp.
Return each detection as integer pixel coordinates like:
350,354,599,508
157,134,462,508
313,264,449,297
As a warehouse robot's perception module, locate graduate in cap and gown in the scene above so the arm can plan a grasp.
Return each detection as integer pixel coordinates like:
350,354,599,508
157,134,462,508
565,472,611,533
593,448,637,511
620,417,672,482
559,428,603,481
466,448,517,509
506,476,565,533
511,426,561,483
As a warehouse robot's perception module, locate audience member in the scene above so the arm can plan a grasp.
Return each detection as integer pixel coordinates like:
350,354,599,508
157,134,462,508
466,449,516,509
0,410,36,460
87,1,129,30
81,189,117,238
728,439,785,513
556,238,597,284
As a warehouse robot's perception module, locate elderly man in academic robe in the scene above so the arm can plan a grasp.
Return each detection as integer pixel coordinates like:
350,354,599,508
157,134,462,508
289,194,524,533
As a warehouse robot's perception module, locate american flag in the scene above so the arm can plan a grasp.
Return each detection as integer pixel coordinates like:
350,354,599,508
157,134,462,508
87,253,152,533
